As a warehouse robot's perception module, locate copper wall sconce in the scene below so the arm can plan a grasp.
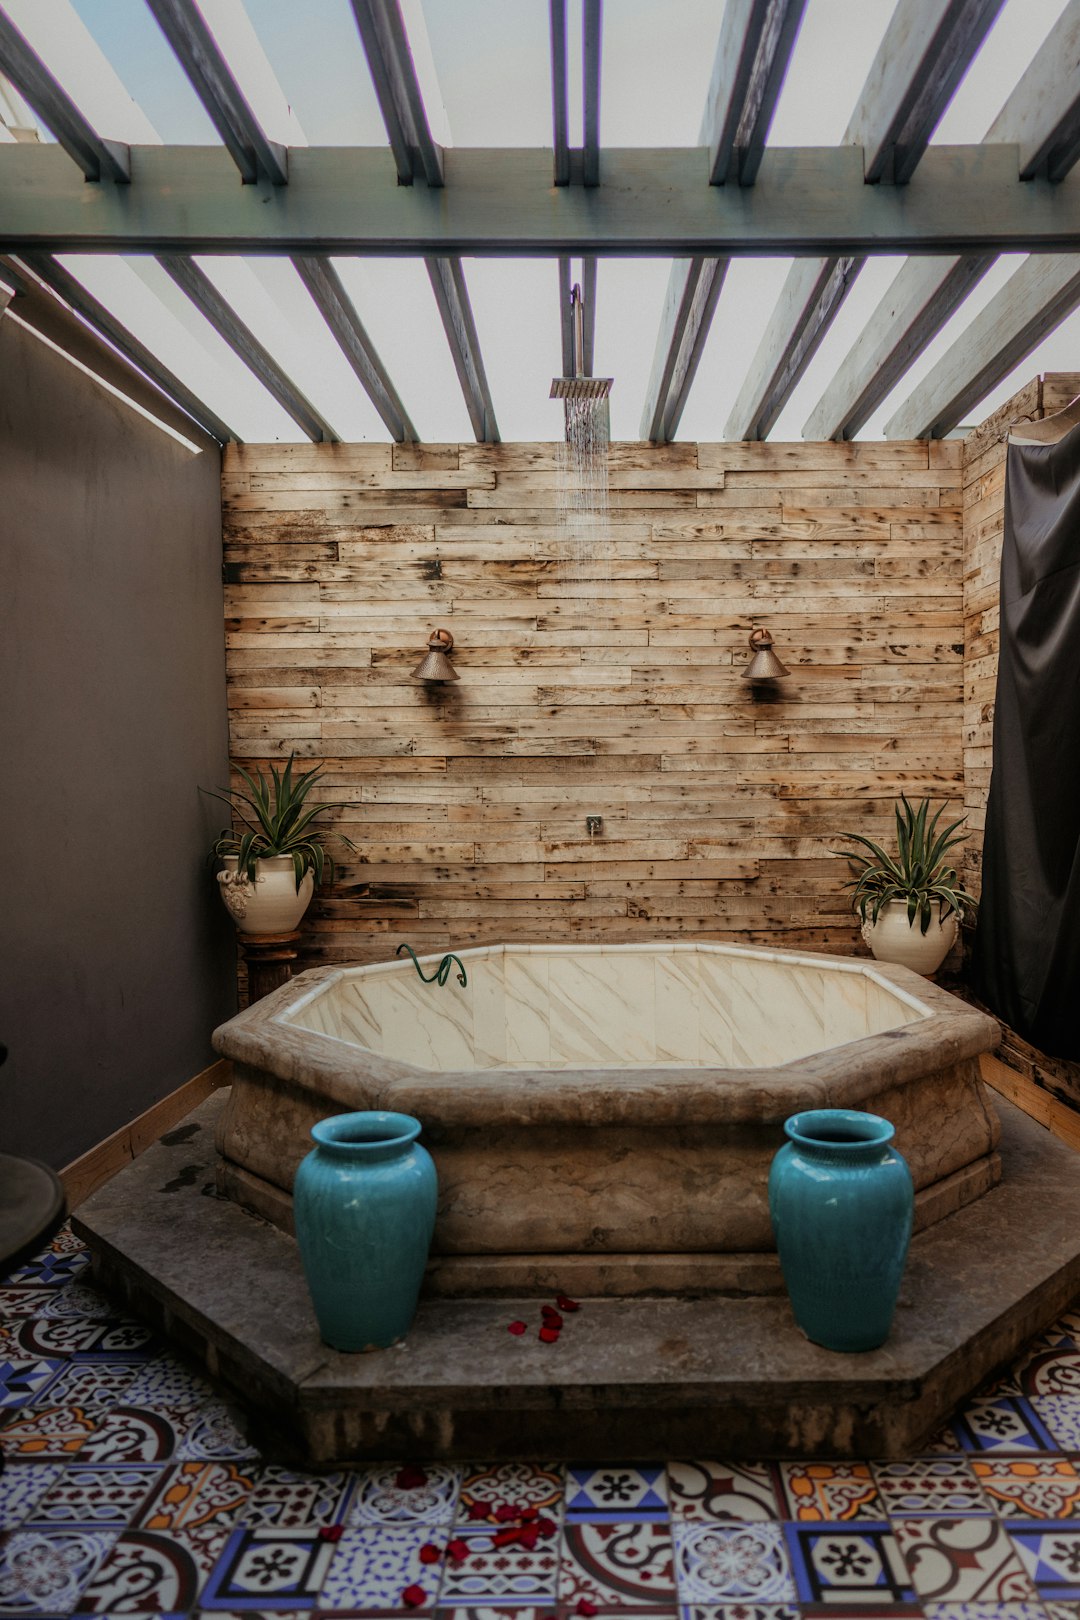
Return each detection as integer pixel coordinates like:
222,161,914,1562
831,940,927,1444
743,627,790,681
412,627,459,682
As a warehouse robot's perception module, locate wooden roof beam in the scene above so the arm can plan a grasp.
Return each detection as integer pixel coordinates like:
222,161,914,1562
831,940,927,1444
1,251,229,445
583,0,601,188
0,11,129,183
145,0,287,185
804,0,1080,441
350,2,493,439
852,0,1004,186
14,251,237,443
349,0,443,186
884,254,1080,438
425,255,498,443
292,255,416,442
726,0,1004,440
550,0,569,187
7,143,1080,256
159,254,338,442
705,0,807,190
640,0,805,442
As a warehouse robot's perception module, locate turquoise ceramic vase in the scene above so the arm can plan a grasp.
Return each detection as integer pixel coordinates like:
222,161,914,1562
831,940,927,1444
768,1108,914,1353
293,1110,437,1352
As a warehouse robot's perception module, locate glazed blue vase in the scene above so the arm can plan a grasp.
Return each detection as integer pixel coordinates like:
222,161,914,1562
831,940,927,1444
293,1111,437,1352
768,1108,913,1353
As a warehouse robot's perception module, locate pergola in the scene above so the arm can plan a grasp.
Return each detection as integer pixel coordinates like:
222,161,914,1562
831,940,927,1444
1,0,1079,448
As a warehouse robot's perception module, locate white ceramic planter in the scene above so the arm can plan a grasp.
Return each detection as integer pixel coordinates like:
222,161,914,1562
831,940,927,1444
862,899,958,976
217,855,315,936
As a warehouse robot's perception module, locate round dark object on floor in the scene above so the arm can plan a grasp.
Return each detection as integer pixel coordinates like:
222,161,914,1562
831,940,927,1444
0,1154,67,1273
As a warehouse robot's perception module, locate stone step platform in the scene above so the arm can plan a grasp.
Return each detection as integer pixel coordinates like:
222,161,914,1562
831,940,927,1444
74,1089,1080,1464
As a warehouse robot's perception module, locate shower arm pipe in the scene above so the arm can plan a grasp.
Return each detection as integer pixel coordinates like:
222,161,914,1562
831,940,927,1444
572,282,585,377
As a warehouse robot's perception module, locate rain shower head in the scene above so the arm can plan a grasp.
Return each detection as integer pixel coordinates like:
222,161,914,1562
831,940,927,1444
550,375,613,400
550,282,613,400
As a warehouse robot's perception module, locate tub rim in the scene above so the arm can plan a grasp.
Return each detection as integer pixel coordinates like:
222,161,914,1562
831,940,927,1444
212,941,1001,1130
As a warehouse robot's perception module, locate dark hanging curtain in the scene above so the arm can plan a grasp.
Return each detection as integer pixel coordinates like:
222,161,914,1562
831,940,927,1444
972,420,1080,1058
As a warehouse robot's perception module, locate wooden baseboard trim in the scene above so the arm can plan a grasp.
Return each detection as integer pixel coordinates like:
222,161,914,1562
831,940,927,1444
60,1059,232,1210
981,1052,1080,1153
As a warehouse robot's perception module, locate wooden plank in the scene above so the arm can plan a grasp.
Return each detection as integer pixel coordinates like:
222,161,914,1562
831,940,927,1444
60,1060,231,1209
981,1054,1080,1152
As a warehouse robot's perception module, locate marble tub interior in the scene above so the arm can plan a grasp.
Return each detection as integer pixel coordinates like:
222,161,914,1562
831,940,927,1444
280,943,928,1071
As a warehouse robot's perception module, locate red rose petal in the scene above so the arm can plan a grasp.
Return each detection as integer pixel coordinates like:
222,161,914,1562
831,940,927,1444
576,1601,598,1617
418,1543,441,1565
538,1325,561,1343
495,1503,520,1522
507,1320,527,1336
492,1527,523,1547
556,1293,581,1312
395,1465,428,1489
520,1505,539,1522
467,1500,492,1521
402,1585,427,1609
446,1538,469,1564
535,1516,558,1538
518,1527,540,1551
317,1524,344,1542
540,1308,564,1328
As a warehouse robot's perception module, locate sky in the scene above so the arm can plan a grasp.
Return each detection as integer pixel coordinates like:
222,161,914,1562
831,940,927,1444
2,0,1077,444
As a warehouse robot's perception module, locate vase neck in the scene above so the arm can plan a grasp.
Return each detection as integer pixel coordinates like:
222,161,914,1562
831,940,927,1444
784,1107,895,1160
311,1110,422,1163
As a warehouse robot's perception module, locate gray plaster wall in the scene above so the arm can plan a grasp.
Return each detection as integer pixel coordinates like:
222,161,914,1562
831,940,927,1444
0,316,235,1167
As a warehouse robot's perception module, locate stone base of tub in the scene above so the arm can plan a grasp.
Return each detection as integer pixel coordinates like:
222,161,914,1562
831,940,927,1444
75,1088,1080,1463
216,1146,1003,1296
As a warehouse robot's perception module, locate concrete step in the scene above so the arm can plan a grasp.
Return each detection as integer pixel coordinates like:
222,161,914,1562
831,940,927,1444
74,1089,1080,1463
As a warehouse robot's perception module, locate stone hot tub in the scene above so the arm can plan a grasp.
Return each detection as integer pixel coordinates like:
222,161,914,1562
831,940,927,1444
212,942,1000,1296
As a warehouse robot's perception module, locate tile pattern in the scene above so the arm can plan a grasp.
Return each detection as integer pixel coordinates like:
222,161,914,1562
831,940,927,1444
11,1225,1080,1620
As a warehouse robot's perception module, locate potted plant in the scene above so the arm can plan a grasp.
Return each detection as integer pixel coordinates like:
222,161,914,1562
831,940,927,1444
834,795,977,976
208,756,354,936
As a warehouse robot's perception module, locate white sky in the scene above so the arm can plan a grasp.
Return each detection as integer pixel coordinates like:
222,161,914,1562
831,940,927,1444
4,0,1078,443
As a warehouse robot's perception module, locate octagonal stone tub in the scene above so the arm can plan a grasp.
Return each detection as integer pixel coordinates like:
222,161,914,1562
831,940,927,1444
212,942,1000,1296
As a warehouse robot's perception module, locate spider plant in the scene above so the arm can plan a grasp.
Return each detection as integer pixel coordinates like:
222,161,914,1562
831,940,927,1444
207,756,354,892
833,795,977,935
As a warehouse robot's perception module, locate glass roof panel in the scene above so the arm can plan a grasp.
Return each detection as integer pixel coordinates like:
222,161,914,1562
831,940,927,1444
423,0,549,147
245,0,393,146
56,255,305,441
464,258,566,442
193,257,390,441
765,256,908,442
10,0,161,145
860,254,1032,439
596,0,718,147
963,300,1080,428
932,0,1074,143
766,0,895,147
330,258,475,443
592,260,686,443
68,0,220,144
677,258,798,443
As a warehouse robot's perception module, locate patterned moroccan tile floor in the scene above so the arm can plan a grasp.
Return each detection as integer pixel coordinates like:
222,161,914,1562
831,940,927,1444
6,1228,1080,1619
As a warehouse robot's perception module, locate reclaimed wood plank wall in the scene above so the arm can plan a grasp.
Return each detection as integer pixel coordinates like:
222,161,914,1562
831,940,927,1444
222,437,964,971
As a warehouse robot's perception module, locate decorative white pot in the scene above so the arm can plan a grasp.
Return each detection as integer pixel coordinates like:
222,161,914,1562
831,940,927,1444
217,855,314,936
862,899,958,977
